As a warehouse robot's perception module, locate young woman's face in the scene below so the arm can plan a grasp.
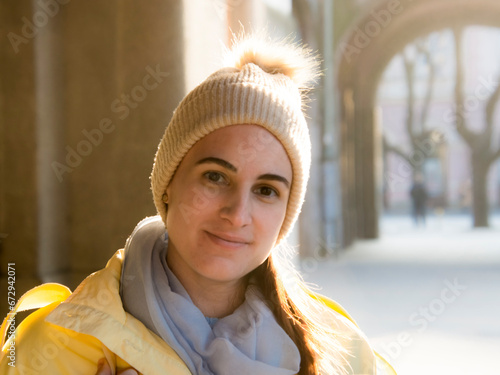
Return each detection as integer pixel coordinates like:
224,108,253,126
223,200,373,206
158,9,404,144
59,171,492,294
165,124,292,286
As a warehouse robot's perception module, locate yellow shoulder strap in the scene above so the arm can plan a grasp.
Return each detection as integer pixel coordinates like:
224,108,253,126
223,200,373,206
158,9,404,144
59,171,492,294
0,283,71,349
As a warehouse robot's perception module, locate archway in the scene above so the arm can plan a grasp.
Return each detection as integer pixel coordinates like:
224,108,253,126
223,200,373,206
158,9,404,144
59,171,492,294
336,0,500,243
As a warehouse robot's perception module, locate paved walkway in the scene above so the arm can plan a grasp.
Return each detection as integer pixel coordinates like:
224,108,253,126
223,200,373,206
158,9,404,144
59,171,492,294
301,214,500,375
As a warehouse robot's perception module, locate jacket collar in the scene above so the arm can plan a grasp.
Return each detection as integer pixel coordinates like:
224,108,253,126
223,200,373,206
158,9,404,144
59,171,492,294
45,249,190,375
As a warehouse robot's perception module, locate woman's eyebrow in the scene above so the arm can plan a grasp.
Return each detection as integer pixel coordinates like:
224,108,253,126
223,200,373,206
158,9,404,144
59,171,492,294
196,157,290,188
195,157,237,172
258,174,290,189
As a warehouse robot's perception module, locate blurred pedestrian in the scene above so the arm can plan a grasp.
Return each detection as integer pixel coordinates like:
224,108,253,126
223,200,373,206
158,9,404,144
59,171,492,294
410,173,428,226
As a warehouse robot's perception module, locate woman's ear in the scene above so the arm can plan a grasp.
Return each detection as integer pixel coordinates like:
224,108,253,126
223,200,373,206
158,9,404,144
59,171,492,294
162,192,169,204
162,192,169,215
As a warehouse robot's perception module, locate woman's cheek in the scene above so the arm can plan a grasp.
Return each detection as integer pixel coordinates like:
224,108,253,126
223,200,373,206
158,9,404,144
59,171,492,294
189,182,224,212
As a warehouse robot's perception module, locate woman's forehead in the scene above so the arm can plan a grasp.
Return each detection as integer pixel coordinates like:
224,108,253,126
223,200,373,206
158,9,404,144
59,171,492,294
186,125,292,175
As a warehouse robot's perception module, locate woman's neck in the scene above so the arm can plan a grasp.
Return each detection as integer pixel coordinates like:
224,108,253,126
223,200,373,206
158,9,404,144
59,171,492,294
166,252,248,318
182,276,248,318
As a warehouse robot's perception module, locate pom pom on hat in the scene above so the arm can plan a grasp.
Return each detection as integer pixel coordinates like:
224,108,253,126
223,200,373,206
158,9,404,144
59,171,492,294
223,34,320,90
151,33,320,244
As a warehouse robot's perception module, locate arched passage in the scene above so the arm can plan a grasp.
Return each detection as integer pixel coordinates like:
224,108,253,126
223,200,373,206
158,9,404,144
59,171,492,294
336,0,500,243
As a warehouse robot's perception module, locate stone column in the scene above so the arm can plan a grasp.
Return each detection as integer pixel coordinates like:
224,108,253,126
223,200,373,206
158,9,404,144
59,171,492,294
354,93,379,239
0,0,40,317
62,0,187,286
33,0,70,285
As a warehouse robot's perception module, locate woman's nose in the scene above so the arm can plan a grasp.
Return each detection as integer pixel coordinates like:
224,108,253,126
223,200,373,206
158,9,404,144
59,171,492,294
219,189,252,227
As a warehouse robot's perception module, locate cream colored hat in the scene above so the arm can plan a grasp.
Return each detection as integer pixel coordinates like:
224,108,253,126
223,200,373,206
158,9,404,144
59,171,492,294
151,36,319,243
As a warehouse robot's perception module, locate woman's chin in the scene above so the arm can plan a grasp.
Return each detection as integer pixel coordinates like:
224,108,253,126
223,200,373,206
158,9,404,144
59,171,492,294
195,259,249,285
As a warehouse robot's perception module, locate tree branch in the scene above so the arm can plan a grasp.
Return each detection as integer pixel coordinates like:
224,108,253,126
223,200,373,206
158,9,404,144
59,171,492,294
383,135,411,164
488,140,500,164
402,49,416,142
485,74,500,151
415,38,435,133
453,26,476,147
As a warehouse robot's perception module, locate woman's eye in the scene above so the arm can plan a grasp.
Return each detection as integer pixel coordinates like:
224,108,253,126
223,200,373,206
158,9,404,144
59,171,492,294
204,171,226,184
257,186,278,198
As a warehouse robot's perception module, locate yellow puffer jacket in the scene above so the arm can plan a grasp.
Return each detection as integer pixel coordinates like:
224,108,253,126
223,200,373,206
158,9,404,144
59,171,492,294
0,250,395,374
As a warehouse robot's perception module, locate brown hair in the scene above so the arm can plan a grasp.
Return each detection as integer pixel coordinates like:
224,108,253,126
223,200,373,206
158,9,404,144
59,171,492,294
252,255,337,374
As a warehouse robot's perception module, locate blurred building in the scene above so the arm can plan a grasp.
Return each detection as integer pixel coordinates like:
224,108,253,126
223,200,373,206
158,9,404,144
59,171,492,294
378,27,500,213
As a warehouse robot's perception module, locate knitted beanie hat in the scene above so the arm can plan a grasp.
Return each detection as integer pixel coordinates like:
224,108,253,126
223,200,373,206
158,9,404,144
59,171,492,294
151,36,319,244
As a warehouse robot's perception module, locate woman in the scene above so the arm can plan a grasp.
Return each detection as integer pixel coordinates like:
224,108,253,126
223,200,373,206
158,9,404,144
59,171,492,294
0,35,395,374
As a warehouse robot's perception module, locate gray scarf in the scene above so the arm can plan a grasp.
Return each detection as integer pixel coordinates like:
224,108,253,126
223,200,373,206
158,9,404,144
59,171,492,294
120,216,300,375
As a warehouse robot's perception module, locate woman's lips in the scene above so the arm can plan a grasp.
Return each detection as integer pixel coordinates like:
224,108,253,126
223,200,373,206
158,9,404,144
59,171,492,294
205,231,251,248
